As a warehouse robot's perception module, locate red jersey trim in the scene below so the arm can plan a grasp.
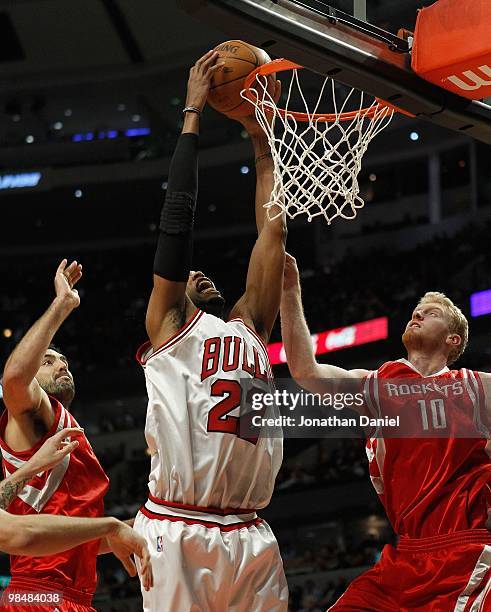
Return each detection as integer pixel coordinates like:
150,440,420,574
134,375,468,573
397,529,491,552
147,493,258,516
0,397,65,458
140,506,263,531
136,308,203,365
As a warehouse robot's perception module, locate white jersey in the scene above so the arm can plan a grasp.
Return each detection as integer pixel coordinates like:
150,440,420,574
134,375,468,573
136,308,283,510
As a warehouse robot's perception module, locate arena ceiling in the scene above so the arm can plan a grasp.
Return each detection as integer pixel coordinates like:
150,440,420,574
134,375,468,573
0,0,446,172
0,1,427,85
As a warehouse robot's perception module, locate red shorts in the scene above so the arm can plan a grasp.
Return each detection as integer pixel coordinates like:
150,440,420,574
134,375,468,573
329,529,491,611
0,577,95,612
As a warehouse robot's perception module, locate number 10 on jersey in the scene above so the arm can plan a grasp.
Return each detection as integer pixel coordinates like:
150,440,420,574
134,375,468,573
418,399,447,431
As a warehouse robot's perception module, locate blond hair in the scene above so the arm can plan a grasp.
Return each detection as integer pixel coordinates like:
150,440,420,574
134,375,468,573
417,291,468,365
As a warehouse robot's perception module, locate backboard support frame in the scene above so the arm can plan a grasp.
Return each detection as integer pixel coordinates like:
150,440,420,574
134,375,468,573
178,0,491,144
352,0,366,22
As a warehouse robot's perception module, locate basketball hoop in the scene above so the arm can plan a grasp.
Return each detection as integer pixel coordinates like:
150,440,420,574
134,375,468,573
241,59,397,224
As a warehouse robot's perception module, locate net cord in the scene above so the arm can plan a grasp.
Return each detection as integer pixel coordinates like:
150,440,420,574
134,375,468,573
241,70,394,224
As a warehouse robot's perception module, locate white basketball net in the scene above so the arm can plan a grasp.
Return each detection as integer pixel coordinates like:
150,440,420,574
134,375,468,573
242,69,394,224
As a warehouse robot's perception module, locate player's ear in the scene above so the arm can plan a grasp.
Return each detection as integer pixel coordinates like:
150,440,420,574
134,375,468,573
447,334,461,347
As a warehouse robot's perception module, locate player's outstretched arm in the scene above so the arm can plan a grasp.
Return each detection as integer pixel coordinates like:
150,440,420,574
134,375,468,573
229,110,287,343
0,427,83,510
146,50,223,348
0,512,153,588
0,512,119,556
281,254,369,394
2,259,82,424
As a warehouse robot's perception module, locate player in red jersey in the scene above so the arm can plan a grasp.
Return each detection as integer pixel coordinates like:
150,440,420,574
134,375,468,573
281,253,491,611
0,427,153,592
0,259,142,611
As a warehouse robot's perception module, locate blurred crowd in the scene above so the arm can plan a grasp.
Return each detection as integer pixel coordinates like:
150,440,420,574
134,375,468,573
288,577,351,612
276,439,367,492
282,532,382,575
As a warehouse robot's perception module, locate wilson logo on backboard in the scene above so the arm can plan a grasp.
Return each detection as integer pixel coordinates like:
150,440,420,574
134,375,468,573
446,65,491,93
412,0,491,100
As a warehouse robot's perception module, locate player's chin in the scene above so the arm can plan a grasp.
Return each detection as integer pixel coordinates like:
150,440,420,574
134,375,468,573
196,294,226,316
54,380,76,404
402,328,422,345
402,330,414,345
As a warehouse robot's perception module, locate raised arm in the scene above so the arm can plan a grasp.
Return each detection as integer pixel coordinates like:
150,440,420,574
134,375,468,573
229,111,287,343
280,254,369,393
146,50,222,348
2,260,82,425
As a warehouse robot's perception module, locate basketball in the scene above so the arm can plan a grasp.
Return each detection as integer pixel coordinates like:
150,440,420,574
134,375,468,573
208,40,274,118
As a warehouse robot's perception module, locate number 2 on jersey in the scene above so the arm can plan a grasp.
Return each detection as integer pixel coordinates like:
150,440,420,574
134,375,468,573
207,379,265,444
207,379,241,435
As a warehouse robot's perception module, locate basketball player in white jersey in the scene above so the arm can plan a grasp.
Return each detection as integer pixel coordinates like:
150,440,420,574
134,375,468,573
133,50,288,611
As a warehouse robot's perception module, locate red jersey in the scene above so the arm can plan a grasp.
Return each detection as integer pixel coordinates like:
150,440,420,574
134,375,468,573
0,397,109,600
365,359,491,538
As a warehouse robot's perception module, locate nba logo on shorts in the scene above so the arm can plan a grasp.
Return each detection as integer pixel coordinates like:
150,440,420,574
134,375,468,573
156,536,164,552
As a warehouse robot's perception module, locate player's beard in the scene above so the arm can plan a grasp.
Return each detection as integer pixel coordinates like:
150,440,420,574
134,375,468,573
402,328,415,346
402,328,423,353
402,327,444,356
196,295,226,318
40,377,75,409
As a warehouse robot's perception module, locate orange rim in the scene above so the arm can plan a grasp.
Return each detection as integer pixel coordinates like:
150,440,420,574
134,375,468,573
242,58,410,122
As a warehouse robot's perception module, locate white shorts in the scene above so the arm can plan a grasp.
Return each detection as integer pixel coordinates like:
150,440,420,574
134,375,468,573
133,497,288,612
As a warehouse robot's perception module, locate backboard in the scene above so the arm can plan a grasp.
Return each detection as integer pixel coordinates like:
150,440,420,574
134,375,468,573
178,0,491,144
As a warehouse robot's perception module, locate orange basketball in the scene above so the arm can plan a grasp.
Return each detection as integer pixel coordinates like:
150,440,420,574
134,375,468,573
208,40,274,119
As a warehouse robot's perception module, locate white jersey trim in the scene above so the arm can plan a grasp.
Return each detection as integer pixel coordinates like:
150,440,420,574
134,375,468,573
1,406,71,513
465,369,490,438
397,358,450,378
453,544,491,611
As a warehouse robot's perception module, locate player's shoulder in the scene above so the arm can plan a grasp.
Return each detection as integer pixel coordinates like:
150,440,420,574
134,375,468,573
0,395,67,456
137,308,207,365
447,366,485,381
473,369,491,381
226,316,268,349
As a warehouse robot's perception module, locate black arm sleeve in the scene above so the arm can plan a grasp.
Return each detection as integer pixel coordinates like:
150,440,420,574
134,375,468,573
153,133,198,282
